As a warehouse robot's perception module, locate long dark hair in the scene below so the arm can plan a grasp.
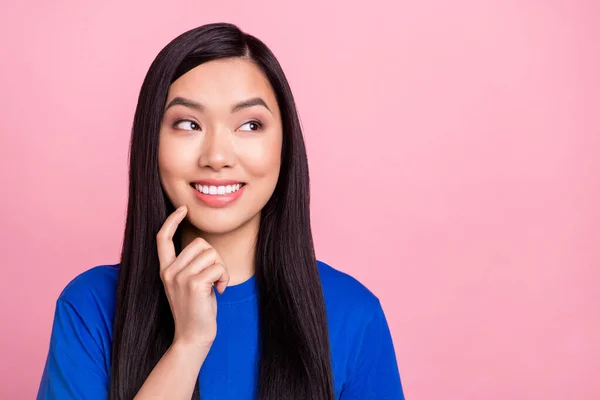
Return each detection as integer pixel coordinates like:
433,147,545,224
110,23,334,400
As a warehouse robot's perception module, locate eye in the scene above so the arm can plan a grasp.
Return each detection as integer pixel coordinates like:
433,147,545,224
173,119,200,131
238,120,263,132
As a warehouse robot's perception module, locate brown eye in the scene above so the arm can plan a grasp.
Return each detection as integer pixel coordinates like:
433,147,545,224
174,120,200,131
239,120,263,132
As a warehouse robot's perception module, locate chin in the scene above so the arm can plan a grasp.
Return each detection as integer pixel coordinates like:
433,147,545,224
187,211,256,236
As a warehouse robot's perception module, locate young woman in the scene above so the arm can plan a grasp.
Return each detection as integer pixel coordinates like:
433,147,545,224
37,23,405,400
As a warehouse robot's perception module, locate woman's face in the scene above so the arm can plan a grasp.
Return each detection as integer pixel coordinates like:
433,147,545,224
158,57,283,235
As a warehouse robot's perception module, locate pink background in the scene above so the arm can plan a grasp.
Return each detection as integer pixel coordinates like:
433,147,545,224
1,1,599,399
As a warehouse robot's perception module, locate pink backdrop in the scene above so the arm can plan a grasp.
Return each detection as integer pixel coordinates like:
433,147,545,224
1,1,599,399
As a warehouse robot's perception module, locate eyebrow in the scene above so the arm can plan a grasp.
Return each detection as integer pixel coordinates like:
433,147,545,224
164,96,272,114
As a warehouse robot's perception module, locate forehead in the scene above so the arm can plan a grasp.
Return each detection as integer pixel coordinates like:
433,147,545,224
166,57,278,111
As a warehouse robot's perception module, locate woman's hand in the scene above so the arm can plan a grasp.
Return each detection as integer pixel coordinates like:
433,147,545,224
156,205,230,351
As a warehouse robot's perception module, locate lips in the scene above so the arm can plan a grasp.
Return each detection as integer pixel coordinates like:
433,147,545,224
190,181,246,208
191,182,245,195
191,179,244,186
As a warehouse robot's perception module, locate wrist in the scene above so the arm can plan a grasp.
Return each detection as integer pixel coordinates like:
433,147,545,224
170,338,211,366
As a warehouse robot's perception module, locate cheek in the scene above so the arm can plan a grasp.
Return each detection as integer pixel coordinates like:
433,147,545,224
240,136,282,179
158,144,177,181
158,135,195,182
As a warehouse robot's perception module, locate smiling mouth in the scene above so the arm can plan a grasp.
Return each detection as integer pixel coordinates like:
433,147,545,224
190,182,246,195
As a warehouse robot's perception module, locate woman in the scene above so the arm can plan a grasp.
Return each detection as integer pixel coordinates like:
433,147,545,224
37,22,404,400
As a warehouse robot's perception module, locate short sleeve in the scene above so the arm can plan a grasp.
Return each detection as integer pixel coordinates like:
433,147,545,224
37,297,109,400
340,300,405,400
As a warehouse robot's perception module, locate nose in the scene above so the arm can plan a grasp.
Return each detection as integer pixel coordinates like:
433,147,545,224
198,126,236,171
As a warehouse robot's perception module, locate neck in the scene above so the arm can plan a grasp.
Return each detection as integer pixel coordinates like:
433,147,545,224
178,215,258,285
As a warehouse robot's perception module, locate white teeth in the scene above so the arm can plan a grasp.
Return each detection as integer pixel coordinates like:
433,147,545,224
193,183,244,195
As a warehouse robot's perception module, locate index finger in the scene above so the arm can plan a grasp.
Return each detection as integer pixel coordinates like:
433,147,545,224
156,205,188,270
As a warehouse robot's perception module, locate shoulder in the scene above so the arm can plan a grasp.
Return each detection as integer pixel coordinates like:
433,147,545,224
57,264,120,317
316,259,383,322
59,264,119,300
317,260,381,306
46,264,119,374
316,260,403,393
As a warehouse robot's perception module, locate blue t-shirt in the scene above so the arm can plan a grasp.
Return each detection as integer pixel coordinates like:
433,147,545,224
37,260,405,399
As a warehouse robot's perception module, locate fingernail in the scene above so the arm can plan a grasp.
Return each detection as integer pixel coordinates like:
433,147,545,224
178,205,187,213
